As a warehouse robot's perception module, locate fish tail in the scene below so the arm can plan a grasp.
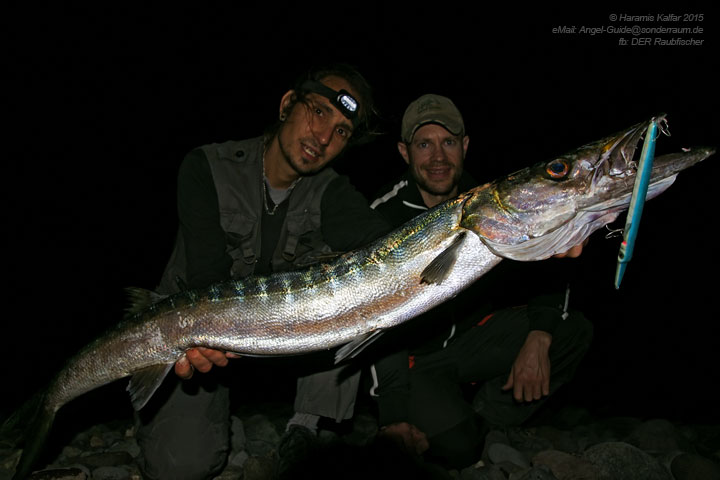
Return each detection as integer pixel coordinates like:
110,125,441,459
1,391,41,447
2,391,56,480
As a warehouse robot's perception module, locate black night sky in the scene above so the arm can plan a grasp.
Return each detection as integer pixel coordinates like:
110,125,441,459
6,5,719,426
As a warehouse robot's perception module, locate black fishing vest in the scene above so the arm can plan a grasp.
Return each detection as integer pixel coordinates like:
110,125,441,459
157,136,337,294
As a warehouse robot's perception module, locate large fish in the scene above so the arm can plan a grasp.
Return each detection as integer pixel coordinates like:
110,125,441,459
5,115,714,478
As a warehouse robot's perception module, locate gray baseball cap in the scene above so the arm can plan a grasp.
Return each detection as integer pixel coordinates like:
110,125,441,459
401,94,465,143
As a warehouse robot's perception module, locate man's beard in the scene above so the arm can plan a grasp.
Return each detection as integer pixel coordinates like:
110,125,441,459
416,166,462,197
278,135,326,177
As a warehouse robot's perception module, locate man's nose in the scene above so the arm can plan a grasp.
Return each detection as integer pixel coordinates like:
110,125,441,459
432,145,448,161
312,118,334,146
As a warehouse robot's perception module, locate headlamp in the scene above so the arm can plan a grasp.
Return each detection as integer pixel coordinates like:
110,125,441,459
300,80,360,128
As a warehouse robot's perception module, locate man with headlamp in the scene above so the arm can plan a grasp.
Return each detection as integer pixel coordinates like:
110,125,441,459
139,65,390,480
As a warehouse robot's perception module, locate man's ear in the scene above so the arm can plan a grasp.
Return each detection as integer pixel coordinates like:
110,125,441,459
398,142,410,165
279,90,295,119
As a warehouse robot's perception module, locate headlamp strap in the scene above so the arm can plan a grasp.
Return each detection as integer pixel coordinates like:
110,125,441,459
301,80,359,127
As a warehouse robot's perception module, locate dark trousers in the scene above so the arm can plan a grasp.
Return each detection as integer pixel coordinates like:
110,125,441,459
404,307,593,467
135,374,230,480
135,364,360,480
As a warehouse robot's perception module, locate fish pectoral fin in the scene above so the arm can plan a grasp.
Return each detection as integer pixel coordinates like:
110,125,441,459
127,363,174,411
420,231,467,285
334,330,385,364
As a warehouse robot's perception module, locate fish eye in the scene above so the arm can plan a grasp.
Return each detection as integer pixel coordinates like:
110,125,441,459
546,159,570,179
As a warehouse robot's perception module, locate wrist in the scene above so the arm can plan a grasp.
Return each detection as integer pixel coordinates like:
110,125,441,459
527,329,552,345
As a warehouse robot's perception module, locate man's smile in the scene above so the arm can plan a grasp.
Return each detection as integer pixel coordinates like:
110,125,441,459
301,142,322,160
424,164,453,180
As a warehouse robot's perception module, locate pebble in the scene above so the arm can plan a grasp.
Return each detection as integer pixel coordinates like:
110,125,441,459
488,444,530,469
2,403,719,480
581,441,674,480
671,452,720,480
532,450,599,479
91,466,130,480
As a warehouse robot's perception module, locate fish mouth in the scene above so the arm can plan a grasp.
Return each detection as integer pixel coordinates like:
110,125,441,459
589,114,669,188
564,115,715,257
584,114,714,211
478,115,714,261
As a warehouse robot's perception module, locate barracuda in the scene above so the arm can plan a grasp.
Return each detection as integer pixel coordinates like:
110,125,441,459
6,115,714,479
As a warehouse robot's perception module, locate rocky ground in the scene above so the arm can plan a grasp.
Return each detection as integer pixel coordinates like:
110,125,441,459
2,393,719,480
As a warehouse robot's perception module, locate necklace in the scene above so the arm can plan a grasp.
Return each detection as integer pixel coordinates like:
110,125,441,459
262,179,279,215
262,151,301,215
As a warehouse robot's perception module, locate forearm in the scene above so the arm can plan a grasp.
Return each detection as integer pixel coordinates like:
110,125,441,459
177,149,232,289
321,175,391,251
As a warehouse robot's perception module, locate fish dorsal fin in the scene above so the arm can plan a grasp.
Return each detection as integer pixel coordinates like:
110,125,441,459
334,330,385,364
294,251,346,267
127,363,174,410
174,275,188,292
124,287,167,317
420,232,467,285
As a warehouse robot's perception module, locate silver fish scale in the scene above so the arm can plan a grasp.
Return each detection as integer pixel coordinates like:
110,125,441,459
47,194,490,413
164,197,501,356
50,320,169,410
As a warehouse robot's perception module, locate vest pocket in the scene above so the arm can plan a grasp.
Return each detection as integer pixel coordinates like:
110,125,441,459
222,213,257,266
282,211,328,266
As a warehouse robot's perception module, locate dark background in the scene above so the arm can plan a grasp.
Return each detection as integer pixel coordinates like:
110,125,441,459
5,5,719,425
